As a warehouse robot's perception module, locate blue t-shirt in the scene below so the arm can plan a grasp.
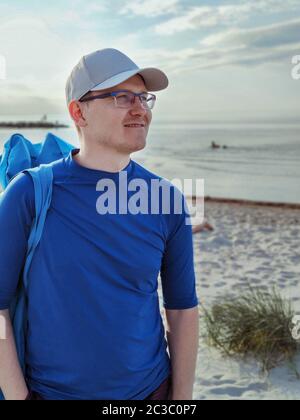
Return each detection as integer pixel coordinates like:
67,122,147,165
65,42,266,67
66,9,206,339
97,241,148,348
0,149,198,400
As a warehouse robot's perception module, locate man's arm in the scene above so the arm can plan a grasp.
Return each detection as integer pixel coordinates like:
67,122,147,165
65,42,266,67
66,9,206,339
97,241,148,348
165,306,199,400
0,174,35,400
0,310,28,400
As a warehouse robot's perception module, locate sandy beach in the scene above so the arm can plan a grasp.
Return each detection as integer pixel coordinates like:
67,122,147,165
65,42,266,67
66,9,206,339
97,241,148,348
159,199,300,400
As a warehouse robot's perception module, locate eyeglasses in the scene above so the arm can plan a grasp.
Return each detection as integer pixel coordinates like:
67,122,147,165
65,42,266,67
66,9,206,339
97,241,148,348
79,90,157,110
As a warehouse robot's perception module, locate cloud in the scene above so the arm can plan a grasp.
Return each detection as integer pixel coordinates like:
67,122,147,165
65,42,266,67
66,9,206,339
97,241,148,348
154,5,248,35
127,18,300,77
0,15,119,94
119,0,180,17
154,0,300,35
202,18,300,49
84,3,109,14
0,17,86,100
166,18,300,73
0,12,177,114
0,1,110,34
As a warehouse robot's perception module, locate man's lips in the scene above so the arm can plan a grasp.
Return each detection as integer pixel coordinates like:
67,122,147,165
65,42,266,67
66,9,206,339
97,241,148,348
124,125,145,129
124,123,145,128
124,125,145,130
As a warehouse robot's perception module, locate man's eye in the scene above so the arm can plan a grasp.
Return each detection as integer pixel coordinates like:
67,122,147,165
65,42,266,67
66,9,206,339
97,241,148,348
117,94,131,101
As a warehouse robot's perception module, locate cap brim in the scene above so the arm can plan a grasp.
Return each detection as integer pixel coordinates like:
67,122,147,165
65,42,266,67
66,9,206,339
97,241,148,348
90,67,169,92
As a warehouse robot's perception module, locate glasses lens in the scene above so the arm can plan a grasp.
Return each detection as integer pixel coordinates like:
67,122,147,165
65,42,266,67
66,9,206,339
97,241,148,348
115,92,155,110
141,93,156,110
115,92,132,107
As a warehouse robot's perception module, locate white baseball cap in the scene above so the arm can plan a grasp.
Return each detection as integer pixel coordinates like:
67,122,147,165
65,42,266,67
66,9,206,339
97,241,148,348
65,48,169,105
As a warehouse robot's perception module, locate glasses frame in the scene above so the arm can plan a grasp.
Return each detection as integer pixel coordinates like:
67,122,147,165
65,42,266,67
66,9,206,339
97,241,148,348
79,90,157,110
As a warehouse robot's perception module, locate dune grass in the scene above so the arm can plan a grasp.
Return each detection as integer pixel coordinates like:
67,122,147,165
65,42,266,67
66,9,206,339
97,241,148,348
202,286,299,374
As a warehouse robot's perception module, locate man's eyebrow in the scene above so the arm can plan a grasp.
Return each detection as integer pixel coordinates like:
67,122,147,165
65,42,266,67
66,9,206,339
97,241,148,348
112,87,148,92
90,88,148,95
121,89,149,94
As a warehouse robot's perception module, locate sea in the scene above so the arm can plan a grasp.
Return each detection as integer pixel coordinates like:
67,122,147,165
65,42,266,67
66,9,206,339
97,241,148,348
0,114,299,204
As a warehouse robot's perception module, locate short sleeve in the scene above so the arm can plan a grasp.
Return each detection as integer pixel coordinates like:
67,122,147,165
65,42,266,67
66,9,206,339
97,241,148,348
160,191,199,310
0,172,34,309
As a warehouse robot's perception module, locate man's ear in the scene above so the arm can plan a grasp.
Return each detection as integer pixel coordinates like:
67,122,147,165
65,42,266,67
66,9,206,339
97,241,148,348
68,100,88,128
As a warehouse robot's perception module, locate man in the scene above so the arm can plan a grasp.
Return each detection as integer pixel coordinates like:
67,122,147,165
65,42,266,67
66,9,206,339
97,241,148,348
0,48,199,400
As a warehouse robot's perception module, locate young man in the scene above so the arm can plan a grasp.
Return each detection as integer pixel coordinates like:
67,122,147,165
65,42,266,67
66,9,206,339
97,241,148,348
0,48,199,400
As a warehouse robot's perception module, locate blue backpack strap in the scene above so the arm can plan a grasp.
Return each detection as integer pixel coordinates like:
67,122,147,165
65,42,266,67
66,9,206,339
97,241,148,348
22,164,53,289
2,164,53,396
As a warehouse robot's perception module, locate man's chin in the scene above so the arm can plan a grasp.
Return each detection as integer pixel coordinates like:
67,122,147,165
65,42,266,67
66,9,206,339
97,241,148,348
126,138,146,153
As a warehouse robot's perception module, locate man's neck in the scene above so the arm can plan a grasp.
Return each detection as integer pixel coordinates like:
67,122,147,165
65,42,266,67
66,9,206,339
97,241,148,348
73,146,131,173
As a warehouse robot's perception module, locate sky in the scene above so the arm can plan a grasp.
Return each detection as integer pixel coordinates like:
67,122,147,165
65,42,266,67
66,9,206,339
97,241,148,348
0,0,300,122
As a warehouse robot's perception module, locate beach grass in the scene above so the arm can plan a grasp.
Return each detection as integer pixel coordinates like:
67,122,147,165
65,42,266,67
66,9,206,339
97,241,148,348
202,286,300,374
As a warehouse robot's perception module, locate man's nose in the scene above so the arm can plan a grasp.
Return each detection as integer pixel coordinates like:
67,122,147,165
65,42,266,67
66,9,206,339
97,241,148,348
129,96,148,115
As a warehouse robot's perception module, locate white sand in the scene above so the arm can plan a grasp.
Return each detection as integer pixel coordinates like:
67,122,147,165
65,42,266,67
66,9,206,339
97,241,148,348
160,200,300,400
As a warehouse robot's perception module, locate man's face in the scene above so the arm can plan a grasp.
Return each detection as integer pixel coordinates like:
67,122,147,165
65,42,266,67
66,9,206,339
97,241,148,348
78,74,152,154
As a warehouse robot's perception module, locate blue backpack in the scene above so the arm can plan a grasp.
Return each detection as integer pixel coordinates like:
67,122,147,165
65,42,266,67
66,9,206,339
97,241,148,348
0,132,75,399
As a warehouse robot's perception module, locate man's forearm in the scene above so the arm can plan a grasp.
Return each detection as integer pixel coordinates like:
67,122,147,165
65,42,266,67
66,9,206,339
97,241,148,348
0,310,28,400
165,306,199,400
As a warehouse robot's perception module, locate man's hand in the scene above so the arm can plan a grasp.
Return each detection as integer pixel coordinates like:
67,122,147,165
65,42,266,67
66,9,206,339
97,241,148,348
0,310,29,400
